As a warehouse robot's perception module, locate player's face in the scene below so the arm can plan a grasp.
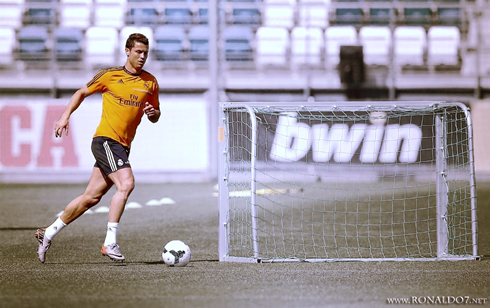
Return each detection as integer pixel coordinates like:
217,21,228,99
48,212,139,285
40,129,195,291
126,42,149,71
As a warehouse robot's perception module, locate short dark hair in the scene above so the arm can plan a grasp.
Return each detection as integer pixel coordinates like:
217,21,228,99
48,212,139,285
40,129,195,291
125,33,149,50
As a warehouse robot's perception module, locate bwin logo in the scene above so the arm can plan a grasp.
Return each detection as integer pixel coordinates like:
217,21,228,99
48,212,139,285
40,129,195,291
270,112,422,164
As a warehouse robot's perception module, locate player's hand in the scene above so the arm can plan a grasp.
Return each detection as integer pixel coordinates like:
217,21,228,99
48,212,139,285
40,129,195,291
143,102,155,117
54,118,69,138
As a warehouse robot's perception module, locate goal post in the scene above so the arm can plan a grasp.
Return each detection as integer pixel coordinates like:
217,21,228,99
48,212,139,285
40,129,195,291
218,101,478,262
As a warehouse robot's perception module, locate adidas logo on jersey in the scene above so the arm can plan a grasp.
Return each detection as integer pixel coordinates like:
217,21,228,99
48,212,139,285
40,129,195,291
117,79,124,84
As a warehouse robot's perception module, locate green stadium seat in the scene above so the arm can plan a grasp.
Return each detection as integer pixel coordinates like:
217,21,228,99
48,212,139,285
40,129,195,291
437,7,461,26
335,8,364,25
369,8,393,25
403,7,433,25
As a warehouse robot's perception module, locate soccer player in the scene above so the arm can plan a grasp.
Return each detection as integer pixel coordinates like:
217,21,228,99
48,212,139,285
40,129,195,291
35,33,160,263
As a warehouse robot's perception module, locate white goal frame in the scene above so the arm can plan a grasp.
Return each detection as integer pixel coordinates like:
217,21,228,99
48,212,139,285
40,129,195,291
218,101,478,262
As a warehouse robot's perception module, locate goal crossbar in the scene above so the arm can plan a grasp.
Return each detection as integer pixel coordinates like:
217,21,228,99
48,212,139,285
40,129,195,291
218,101,478,262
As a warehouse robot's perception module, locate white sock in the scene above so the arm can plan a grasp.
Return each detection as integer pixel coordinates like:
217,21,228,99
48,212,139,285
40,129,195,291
104,222,119,246
45,218,67,240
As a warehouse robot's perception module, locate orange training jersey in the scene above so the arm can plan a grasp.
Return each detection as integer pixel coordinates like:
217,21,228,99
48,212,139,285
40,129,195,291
86,66,160,147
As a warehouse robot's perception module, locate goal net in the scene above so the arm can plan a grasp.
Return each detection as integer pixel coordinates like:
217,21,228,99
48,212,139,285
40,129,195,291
218,101,478,262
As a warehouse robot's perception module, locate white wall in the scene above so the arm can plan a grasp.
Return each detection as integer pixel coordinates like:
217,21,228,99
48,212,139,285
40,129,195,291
0,95,210,182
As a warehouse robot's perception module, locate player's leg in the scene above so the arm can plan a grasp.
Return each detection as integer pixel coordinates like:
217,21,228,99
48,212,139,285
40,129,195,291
36,167,112,263
100,167,134,262
60,167,113,224
106,167,135,223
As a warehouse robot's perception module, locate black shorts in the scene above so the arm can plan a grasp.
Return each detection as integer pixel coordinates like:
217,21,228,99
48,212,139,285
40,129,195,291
91,136,131,177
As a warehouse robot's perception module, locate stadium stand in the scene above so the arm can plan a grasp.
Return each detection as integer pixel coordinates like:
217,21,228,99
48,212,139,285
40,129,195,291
0,0,484,95
324,25,358,69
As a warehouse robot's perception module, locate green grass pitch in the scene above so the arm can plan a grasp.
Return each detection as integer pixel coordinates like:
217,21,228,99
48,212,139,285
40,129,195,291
0,181,488,307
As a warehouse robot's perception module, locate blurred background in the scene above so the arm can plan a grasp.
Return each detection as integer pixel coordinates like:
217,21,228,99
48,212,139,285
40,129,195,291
1,0,490,184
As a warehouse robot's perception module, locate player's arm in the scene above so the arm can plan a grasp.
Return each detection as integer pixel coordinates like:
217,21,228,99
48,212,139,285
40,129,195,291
54,86,92,137
143,102,160,123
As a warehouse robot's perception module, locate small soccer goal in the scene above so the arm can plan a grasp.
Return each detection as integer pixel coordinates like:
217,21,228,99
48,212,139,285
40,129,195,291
218,101,478,262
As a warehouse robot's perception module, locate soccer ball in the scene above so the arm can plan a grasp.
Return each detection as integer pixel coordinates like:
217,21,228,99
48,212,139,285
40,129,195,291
162,240,191,267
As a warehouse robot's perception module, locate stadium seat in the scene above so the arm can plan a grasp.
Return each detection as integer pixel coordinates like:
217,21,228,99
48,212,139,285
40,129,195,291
61,0,92,3
196,8,208,24
369,8,393,25
94,0,126,29
263,4,295,28
255,26,290,69
119,26,154,62
223,26,254,63
59,0,91,29
393,26,426,67
0,0,23,29
230,8,261,26
164,8,193,24
85,26,119,68
436,7,461,26
0,27,16,66
153,25,187,62
359,26,391,66
324,25,357,68
127,8,159,26
188,26,209,62
95,0,127,3
18,26,50,62
54,27,83,63
403,7,433,25
290,27,323,68
335,8,364,25
427,26,460,67
298,2,329,28
24,0,57,26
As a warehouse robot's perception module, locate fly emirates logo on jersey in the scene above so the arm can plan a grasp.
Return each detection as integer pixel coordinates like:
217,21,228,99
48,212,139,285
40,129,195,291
269,112,422,164
118,93,143,108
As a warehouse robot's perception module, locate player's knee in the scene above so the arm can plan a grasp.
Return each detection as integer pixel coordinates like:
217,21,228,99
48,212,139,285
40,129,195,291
84,194,103,207
118,177,135,196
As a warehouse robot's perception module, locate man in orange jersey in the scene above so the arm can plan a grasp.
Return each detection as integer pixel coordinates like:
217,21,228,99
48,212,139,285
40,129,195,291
35,33,160,263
